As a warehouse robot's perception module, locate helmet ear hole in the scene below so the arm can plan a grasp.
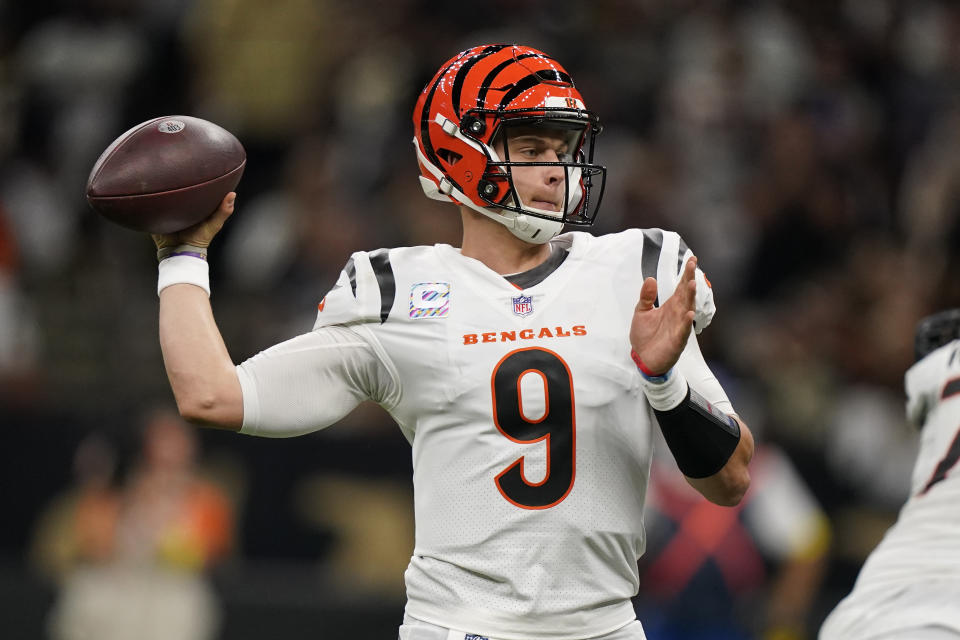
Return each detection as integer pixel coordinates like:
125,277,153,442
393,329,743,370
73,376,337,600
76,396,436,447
436,148,463,166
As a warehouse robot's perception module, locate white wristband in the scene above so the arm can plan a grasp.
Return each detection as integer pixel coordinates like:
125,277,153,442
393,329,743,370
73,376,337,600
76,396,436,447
640,369,689,411
157,255,211,297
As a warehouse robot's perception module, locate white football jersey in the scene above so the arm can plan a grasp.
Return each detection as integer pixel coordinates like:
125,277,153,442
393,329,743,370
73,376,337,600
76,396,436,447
237,229,727,640
819,340,960,639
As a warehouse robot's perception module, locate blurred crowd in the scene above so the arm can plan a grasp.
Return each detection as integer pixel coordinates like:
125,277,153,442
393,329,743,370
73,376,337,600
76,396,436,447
3,0,960,638
31,409,234,640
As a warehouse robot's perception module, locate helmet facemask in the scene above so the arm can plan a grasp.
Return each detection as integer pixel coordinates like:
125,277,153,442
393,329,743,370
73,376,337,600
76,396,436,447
475,107,606,230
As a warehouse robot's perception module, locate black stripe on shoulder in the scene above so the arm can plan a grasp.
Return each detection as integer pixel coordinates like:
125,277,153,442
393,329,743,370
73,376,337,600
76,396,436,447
641,229,664,308
677,236,689,274
345,257,357,298
369,250,395,323
641,229,663,279
943,377,960,401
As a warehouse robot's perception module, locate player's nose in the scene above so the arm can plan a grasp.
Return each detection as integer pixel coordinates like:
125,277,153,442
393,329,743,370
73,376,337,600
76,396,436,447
544,156,565,184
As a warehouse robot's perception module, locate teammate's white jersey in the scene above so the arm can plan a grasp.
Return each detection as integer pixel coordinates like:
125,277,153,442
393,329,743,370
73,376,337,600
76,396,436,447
820,340,960,640
236,229,729,640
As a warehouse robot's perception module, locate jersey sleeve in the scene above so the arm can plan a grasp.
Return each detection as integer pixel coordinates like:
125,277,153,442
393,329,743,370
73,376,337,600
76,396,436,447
236,324,400,437
314,249,396,328
635,228,716,334
676,328,734,415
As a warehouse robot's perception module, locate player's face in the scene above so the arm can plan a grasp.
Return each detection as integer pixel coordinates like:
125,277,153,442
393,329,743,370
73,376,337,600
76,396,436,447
499,127,573,213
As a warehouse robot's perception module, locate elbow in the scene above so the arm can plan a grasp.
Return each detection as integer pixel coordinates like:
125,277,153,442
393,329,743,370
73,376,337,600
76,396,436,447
714,417,754,505
173,387,242,431
166,366,243,430
711,466,751,506
175,392,218,425
684,465,751,506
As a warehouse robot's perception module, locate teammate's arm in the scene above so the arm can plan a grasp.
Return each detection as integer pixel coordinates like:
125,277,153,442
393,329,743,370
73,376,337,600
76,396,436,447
631,256,754,506
156,193,243,430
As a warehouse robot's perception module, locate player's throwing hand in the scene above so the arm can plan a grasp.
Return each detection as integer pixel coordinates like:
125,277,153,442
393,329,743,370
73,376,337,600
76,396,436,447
629,256,698,375
152,192,236,253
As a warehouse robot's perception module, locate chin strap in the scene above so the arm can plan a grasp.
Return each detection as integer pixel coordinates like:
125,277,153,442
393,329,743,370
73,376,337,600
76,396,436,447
493,210,564,244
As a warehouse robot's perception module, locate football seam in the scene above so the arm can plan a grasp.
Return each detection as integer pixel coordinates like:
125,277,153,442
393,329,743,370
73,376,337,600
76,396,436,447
87,116,168,191
87,160,246,199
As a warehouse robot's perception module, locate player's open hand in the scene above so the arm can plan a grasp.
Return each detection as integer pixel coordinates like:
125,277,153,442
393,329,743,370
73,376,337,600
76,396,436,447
629,256,697,374
153,192,236,251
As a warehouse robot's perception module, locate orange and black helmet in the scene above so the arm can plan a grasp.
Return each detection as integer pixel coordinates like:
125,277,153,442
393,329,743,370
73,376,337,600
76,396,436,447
413,44,606,243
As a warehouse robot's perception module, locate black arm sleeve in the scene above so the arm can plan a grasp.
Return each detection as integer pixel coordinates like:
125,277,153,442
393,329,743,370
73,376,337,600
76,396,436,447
654,386,741,478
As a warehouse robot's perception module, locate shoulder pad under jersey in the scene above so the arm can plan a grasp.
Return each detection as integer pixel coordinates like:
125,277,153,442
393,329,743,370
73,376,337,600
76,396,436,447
906,340,960,428
631,228,716,333
313,249,396,329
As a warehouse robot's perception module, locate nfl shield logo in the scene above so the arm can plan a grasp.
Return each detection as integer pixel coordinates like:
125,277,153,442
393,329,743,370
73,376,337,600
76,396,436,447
512,295,533,317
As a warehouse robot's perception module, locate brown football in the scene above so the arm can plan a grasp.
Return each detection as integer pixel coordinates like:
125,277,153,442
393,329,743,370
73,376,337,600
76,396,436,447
86,116,246,234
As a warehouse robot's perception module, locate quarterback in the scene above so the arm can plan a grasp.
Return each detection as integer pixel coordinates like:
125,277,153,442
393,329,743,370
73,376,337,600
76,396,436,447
153,45,754,640
819,310,960,640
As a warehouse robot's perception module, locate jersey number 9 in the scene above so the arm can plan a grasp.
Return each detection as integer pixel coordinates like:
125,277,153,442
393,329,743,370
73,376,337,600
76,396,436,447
491,347,576,509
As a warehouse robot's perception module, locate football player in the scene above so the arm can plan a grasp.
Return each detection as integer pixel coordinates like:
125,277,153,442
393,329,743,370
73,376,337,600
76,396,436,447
153,44,754,640
819,309,960,640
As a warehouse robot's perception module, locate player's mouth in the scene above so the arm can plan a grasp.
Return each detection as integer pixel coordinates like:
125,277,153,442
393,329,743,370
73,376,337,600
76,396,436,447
530,199,561,211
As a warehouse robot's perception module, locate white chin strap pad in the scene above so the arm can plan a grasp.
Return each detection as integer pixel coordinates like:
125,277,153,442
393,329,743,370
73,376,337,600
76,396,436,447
506,212,564,244
502,164,584,243
469,203,563,244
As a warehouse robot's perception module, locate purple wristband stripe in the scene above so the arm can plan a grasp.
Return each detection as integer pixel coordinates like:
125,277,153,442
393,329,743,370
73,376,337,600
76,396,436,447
169,250,207,261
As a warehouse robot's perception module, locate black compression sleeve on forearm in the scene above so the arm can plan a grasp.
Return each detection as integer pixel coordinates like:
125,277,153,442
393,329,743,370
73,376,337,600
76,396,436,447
653,386,741,478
